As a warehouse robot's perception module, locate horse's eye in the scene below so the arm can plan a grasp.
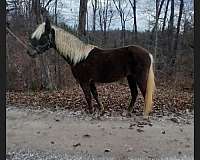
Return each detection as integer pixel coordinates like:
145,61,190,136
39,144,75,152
39,34,48,43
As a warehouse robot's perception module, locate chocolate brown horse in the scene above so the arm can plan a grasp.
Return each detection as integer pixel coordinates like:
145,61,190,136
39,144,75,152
28,18,155,117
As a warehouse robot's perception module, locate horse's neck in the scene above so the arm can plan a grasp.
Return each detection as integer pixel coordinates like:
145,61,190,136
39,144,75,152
53,26,95,65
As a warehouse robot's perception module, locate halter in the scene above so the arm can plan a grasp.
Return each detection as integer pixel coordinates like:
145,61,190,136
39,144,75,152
33,38,51,54
31,31,55,56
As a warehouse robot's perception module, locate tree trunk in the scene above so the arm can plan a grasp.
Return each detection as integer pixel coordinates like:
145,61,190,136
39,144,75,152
128,0,137,42
92,0,97,32
40,55,54,90
172,0,184,65
86,10,89,33
31,0,54,90
133,0,137,41
161,0,170,57
168,0,174,53
152,0,165,33
55,0,61,89
162,0,170,32
54,0,58,25
113,0,128,46
78,0,88,36
98,0,113,47
121,24,126,46
154,0,159,72
103,0,109,46
32,0,42,24
103,18,107,45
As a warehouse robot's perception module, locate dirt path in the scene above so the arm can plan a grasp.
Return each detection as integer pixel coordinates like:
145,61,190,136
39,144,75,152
6,105,194,160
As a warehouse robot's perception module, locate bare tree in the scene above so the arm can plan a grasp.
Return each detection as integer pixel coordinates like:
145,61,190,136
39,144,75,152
152,0,165,33
168,0,174,53
154,0,159,71
148,0,165,50
113,0,132,46
44,0,54,9
172,0,184,64
98,0,114,45
162,0,170,32
78,0,88,36
182,1,193,48
128,0,137,42
54,0,61,89
31,0,42,24
91,0,98,32
54,0,58,25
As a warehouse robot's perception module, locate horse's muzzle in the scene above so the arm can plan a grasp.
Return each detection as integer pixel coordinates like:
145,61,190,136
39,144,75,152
26,50,37,58
26,43,41,58
26,44,38,58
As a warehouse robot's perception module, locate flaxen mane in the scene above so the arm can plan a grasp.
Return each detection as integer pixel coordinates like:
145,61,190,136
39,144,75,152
31,23,46,40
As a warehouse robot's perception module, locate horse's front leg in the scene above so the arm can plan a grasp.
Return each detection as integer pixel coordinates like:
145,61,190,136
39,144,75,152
80,83,93,114
90,81,104,113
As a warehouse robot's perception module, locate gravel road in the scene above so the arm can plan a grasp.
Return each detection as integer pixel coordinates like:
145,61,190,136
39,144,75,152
6,105,194,160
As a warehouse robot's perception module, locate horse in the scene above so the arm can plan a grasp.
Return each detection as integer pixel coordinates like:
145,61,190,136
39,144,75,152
28,18,155,117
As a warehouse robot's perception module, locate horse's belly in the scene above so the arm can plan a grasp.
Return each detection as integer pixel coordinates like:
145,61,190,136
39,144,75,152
94,69,127,83
96,77,123,83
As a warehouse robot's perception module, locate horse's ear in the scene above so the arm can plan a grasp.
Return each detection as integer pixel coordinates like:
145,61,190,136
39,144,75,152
45,18,51,33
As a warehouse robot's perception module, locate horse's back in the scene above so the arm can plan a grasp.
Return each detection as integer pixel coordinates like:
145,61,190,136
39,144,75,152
93,45,151,67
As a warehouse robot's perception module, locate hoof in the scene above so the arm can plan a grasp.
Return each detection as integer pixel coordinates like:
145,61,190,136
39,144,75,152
99,109,106,116
126,112,132,117
143,114,149,120
89,110,93,114
86,108,93,115
143,111,151,119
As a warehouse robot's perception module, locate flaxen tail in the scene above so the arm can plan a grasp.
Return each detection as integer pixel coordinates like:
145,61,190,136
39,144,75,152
144,54,155,117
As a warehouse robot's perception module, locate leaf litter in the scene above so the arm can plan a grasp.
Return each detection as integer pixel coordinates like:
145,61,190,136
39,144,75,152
6,82,193,121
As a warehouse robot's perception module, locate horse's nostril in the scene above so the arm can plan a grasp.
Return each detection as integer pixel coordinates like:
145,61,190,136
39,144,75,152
26,49,36,58
27,50,30,55
27,50,32,56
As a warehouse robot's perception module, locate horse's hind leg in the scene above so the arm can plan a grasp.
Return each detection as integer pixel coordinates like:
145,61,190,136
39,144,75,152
127,76,138,114
90,81,104,112
80,83,93,114
136,74,148,114
136,76,147,99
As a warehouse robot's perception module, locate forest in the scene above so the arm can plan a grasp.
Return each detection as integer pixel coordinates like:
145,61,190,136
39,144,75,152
6,0,193,89
6,0,193,113
6,1,194,159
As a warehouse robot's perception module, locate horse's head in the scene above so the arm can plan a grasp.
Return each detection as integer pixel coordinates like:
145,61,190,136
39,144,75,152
28,18,56,57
